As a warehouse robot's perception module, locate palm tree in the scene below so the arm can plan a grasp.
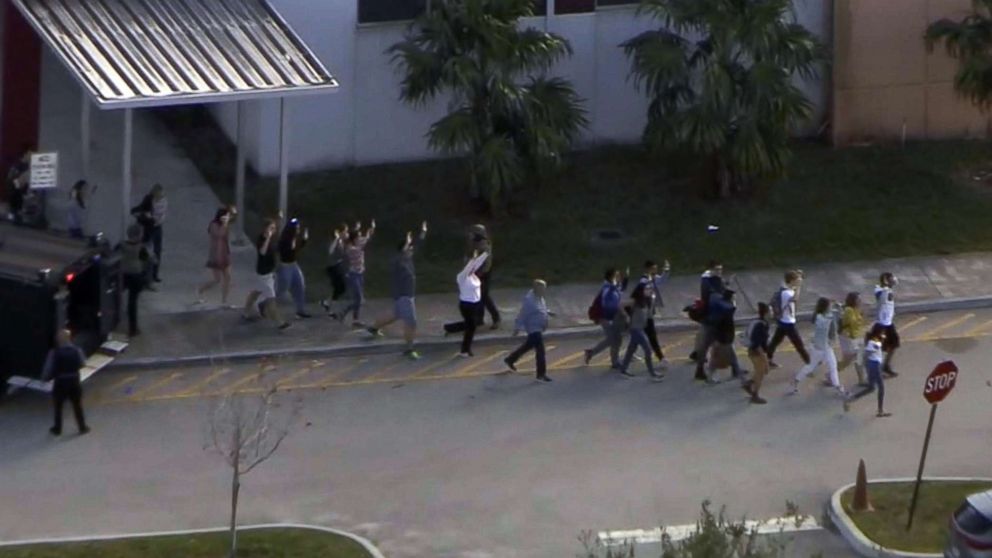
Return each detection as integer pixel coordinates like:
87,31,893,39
926,0,992,109
621,0,824,198
389,0,587,210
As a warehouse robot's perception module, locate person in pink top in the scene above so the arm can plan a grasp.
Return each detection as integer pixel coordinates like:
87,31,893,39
331,219,375,327
196,206,235,307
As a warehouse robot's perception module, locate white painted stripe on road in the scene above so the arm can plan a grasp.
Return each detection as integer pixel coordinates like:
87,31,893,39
597,515,820,546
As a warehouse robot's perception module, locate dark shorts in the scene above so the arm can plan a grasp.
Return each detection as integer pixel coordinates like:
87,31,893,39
876,323,900,351
394,296,417,328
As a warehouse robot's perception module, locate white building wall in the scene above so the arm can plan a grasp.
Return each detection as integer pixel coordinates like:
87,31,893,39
212,1,831,176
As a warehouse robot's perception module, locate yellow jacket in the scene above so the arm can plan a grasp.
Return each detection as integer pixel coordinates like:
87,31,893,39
840,306,865,338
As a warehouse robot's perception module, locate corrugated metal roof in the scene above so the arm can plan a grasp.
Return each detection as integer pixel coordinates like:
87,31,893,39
14,0,339,109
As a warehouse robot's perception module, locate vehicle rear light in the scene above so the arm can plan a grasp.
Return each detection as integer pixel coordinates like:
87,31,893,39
65,272,75,283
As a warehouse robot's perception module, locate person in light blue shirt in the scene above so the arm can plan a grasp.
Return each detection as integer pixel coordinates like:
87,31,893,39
505,280,553,382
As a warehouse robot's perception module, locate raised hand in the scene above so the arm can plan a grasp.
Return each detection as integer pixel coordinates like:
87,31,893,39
421,220,428,233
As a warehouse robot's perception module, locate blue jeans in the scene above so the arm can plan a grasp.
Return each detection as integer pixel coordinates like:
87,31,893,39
341,271,365,320
276,263,306,314
621,329,655,375
852,360,884,411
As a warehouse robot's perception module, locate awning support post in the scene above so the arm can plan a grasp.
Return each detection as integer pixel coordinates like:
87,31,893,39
121,108,133,239
278,98,289,219
81,91,91,180
233,100,247,245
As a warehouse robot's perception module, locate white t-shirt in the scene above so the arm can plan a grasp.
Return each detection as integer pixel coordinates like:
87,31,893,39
875,286,895,326
779,287,797,324
865,339,883,363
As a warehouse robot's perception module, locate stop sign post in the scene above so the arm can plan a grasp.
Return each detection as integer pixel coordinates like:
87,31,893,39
907,360,959,531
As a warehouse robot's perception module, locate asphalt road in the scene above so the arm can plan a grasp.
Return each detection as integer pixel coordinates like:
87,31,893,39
2,308,991,557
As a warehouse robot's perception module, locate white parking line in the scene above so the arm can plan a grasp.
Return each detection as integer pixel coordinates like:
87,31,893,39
597,515,821,546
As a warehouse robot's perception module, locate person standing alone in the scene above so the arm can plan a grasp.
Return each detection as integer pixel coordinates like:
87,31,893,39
42,329,90,436
504,279,553,382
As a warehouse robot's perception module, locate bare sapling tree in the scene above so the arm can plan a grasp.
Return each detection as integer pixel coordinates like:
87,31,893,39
209,385,299,558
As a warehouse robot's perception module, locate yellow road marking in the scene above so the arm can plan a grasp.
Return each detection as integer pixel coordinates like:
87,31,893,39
217,371,267,395
514,345,557,367
289,359,368,389
964,318,992,337
897,316,928,333
916,313,975,340
661,335,694,353
128,372,183,400
107,374,138,391
549,350,586,370
407,355,463,380
452,350,510,376
174,368,230,397
275,367,313,388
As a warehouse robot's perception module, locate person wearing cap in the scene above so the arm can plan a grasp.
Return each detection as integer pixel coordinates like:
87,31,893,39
119,223,154,337
505,279,553,382
466,224,500,329
41,329,90,436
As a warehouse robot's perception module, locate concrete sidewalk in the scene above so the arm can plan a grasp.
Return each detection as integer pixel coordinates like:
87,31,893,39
116,251,992,367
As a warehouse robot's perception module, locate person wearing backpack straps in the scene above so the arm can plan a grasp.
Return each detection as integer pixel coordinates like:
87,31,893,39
689,261,727,378
584,267,629,370
742,302,772,404
766,270,811,368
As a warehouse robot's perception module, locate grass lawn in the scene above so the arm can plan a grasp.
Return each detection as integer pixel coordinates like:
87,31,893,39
0,527,372,558
840,480,992,553
159,107,992,298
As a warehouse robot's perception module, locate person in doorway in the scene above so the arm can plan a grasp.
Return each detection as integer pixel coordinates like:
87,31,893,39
276,218,311,318
367,221,428,360
242,218,291,330
638,259,671,368
320,222,349,315
467,224,500,329
873,272,900,377
6,147,32,223
196,207,235,307
844,325,891,417
119,224,153,337
130,184,166,283
767,270,811,368
837,292,867,386
790,297,848,397
66,180,93,238
743,302,772,404
442,250,490,357
584,267,630,370
504,279,553,382
41,329,90,436
618,285,663,381
333,220,375,326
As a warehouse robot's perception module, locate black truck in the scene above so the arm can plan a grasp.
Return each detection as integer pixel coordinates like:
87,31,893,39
0,222,121,388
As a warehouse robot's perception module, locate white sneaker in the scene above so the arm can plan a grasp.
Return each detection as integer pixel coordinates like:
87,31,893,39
786,381,800,395
658,359,671,370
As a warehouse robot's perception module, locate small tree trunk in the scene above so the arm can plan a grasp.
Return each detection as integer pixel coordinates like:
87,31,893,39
229,468,240,558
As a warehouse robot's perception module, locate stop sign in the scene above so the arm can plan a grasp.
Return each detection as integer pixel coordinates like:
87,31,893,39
923,361,959,404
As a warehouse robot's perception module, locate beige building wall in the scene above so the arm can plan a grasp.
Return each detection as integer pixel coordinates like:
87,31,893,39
833,0,991,145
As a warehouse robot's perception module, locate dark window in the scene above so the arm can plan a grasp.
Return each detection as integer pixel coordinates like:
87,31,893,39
596,0,638,6
358,0,427,23
556,0,595,14
531,0,547,16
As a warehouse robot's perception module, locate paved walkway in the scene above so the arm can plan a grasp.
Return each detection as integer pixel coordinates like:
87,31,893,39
118,251,992,366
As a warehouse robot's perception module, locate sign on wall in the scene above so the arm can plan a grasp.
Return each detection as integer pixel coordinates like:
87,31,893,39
29,151,58,190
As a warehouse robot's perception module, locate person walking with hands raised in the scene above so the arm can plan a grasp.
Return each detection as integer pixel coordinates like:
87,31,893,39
367,221,428,359
196,206,236,307
443,249,490,357
276,217,311,318
332,219,375,326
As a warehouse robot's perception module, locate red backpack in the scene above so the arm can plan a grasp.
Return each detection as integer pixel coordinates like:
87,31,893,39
588,291,604,323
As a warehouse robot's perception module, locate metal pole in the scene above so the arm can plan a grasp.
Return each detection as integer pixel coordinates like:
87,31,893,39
81,91,91,180
907,404,938,530
234,100,247,244
545,0,552,31
278,98,289,218
122,108,133,240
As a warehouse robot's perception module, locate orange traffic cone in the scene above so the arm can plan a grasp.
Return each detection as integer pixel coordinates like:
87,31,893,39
852,459,873,512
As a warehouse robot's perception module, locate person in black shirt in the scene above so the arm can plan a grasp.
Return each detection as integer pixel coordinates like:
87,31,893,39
41,329,90,436
242,219,290,329
276,219,310,318
743,302,772,404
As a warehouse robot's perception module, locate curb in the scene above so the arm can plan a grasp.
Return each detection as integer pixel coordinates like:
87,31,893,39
0,522,385,558
829,476,992,558
108,294,992,370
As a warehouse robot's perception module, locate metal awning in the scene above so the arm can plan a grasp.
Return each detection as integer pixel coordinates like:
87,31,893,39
13,0,339,109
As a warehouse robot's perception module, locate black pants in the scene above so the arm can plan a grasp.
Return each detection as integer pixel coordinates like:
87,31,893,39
479,272,500,325
52,378,86,433
444,301,482,354
767,322,810,364
123,273,144,335
327,263,347,301
645,318,664,361
148,226,163,280
507,332,547,378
